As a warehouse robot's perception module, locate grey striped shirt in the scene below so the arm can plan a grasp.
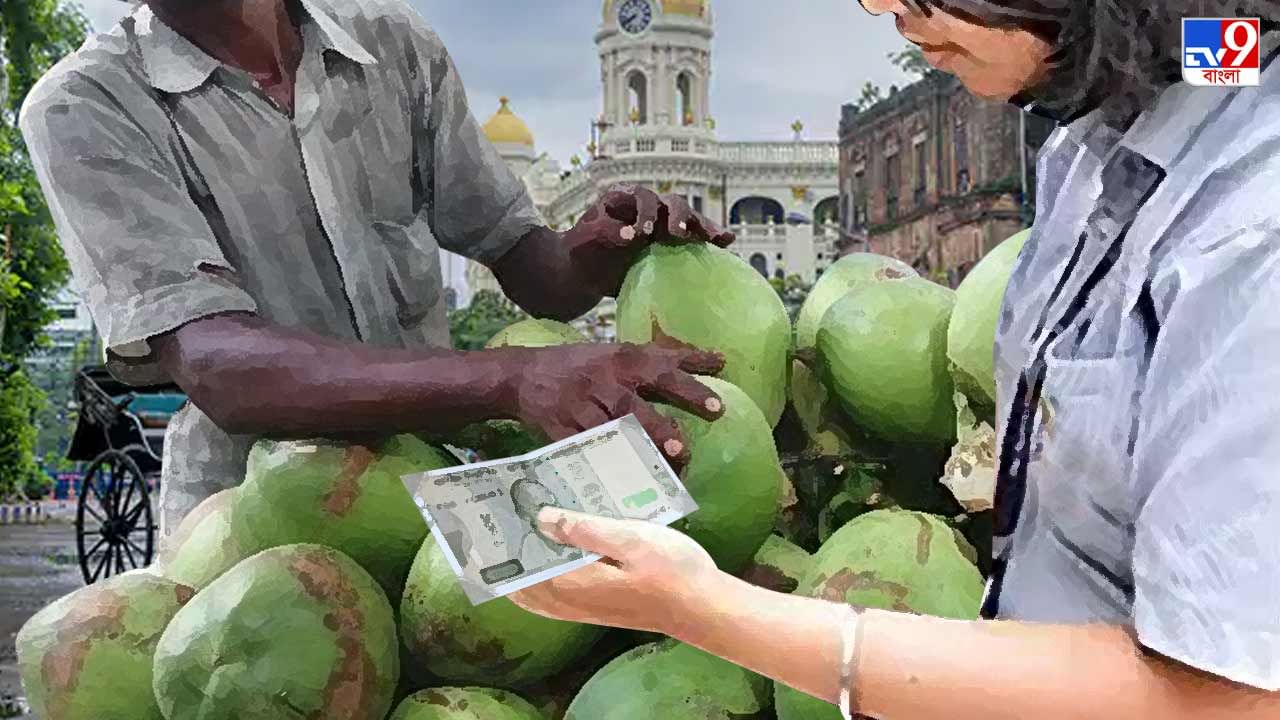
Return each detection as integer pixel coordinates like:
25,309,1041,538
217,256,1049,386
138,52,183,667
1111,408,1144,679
990,38,1280,690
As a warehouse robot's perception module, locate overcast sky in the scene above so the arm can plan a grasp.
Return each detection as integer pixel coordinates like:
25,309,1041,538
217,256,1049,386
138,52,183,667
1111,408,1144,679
73,1,916,165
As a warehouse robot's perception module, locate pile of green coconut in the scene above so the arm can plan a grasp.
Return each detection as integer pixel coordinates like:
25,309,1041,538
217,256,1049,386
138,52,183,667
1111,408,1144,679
16,230,1028,720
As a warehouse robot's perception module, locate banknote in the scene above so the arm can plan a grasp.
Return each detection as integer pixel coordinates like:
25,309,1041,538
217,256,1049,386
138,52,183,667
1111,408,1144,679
402,415,699,606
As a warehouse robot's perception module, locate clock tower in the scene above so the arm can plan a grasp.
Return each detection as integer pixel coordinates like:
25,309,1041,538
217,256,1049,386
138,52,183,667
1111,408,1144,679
596,0,713,131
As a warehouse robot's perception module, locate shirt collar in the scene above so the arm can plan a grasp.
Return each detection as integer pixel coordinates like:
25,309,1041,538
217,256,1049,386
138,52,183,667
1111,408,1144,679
297,0,378,66
132,0,376,95
132,4,220,94
1118,30,1280,170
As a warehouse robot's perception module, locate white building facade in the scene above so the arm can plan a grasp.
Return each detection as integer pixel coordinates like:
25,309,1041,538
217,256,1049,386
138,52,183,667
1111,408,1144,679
465,0,841,309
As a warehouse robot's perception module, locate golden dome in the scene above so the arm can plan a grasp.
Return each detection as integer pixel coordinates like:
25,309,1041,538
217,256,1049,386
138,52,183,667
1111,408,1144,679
482,97,534,147
602,0,709,22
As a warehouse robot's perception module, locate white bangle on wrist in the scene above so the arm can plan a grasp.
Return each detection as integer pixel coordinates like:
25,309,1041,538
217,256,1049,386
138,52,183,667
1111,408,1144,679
839,604,866,720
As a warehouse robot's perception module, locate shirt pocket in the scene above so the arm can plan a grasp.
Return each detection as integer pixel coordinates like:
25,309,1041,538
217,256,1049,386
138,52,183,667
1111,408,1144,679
374,217,443,329
1031,353,1137,582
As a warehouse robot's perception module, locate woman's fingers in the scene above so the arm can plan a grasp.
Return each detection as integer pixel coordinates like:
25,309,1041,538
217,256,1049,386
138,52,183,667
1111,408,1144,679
537,507,654,561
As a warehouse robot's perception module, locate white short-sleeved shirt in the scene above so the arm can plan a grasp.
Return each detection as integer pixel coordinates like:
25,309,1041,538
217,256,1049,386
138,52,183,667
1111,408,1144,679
985,37,1280,691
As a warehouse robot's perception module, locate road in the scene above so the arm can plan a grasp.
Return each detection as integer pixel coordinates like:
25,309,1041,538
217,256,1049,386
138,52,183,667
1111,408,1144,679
0,522,83,718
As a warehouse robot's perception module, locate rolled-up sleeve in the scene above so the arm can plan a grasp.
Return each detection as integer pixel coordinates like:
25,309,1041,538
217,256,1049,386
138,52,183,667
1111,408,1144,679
1131,227,1280,691
409,21,543,265
20,76,257,385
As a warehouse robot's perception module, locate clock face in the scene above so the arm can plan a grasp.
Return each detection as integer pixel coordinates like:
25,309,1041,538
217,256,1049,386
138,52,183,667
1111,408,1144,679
618,0,653,34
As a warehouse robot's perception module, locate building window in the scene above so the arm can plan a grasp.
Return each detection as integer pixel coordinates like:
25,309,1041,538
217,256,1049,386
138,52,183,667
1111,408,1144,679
693,196,703,213
954,115,970,193
677,72,695,125
776,253,783,260
885,151,901,221
628,71,648,125
854,169,867,229
915,140,928,207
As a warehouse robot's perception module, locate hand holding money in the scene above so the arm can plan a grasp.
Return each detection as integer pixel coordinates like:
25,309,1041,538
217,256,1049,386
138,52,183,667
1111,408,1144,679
508,506,719,639
403,415,699,605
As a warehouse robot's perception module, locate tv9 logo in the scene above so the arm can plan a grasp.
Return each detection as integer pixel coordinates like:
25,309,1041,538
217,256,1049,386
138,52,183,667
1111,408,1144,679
1183,18,1261,86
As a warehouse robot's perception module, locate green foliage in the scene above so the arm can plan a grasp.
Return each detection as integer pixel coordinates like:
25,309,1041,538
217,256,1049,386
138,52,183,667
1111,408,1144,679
1,0,86,362
972,175,1022,196
852,81,884,112
448,290,530,351
888,45,930,79
0,0,89,498
770,274,811,322
0,368,48,500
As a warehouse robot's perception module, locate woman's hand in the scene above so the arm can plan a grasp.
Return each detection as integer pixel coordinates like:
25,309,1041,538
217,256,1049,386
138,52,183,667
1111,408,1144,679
509,507,725,639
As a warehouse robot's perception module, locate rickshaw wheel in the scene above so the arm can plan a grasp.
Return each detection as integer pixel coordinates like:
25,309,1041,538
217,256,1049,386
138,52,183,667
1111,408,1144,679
76,449,155,585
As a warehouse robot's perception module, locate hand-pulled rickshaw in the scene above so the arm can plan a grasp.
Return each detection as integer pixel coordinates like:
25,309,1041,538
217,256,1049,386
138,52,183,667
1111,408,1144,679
66,366,187,585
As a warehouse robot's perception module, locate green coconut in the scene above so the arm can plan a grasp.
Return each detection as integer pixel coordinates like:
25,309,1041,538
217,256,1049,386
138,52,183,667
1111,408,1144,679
388,688,544,720
617,243,790,426
658,376,785,574
157,488,249,591
400,538,605,690
947,229,1029,420
233,434,455,604
566,639,770,720
486,319,587,349
795,253,918,351
16,570,194,720
152,544,399,720
739,534,814,594
521,630,644,720
815,276,958,446
792,255,918,455
775,509,984,720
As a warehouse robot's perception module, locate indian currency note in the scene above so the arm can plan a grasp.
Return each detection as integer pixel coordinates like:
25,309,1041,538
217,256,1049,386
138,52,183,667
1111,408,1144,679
402,414,698,605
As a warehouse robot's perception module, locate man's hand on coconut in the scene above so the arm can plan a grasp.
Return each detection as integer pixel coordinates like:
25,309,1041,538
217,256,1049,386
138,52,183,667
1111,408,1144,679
563,185,735,298
494,342,725,472
508,507,721,638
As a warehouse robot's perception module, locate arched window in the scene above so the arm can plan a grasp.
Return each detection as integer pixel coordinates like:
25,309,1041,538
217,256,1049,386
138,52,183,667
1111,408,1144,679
730,196,785,225
628,71,648,125
749,253,769,277
676,72,694,126
813,196,840,229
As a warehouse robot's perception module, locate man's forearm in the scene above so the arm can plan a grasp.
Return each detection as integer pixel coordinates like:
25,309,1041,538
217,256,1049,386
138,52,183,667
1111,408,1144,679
675,572,1278,720
154,313,521,440
491,226,604,321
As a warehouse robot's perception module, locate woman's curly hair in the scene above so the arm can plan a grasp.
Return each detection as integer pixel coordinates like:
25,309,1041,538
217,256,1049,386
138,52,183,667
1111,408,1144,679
914,0,1280,128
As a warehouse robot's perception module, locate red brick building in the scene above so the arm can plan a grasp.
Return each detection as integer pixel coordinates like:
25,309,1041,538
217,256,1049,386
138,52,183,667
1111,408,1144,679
836,71,1055,287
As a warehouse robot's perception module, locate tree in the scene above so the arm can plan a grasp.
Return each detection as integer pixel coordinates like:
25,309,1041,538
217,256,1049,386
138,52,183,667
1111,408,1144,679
850,46,931,115
852,81,884,112
0,0,89,498
888,45,930,80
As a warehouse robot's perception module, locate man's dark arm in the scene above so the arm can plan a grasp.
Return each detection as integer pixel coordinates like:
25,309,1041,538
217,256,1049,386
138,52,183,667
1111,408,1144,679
150,312,725,467
151,313,519,440
491,189,735,322
492,226,603,322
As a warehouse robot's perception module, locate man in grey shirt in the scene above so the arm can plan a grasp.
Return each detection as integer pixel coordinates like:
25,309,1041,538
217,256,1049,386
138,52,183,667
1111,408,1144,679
20,0,730,541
